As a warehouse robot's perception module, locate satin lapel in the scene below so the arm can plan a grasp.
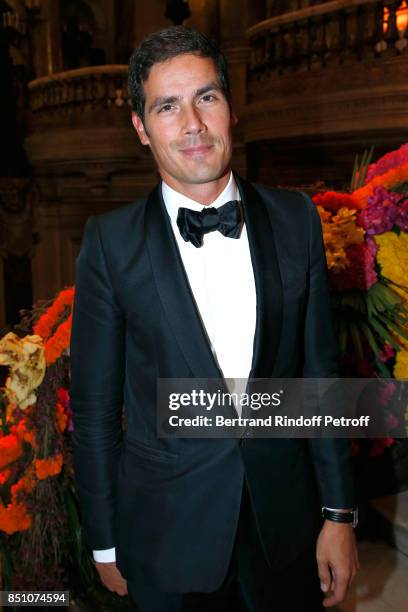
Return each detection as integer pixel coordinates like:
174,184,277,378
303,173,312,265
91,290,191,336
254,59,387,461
145,183,226,382
234,173,283,379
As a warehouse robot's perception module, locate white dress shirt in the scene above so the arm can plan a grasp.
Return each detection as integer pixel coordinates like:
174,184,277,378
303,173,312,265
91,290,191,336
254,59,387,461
93,171,257,563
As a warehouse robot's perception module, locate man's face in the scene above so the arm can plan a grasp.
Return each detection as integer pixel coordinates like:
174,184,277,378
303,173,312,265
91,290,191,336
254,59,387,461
132,54,237,189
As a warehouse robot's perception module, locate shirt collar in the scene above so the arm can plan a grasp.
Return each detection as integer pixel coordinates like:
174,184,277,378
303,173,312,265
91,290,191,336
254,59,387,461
161,171,239,224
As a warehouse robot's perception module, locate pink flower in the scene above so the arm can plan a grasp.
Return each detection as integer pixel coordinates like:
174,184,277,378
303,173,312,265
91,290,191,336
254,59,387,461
57,387,73,432
378,382,396,406
385,413,399,430
365,143,408,183
379,343,395,363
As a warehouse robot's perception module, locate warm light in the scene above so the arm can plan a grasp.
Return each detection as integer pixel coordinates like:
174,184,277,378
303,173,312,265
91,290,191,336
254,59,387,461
383,0,408,34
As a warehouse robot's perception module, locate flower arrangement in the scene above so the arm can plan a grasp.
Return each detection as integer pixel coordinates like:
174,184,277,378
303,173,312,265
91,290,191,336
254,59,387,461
0,288,74,594
312,143,408,456
0,289,133,609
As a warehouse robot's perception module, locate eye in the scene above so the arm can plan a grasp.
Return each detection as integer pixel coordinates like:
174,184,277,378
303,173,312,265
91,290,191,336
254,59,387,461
158,103,174,113
200,94,217,103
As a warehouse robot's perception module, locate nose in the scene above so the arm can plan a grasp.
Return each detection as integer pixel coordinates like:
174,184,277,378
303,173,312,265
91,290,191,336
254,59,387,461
182,103,206,136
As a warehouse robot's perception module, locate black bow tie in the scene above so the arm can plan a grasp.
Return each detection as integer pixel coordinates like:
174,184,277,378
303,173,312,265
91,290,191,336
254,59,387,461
176,200,244,248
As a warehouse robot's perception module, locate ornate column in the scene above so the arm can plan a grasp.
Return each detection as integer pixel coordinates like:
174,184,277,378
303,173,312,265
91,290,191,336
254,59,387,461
0,178,36,331
29,0,62,77
218,0,250,177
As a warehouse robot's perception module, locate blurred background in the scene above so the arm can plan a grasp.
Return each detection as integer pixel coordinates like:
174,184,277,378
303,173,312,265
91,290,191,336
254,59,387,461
0,0,407,329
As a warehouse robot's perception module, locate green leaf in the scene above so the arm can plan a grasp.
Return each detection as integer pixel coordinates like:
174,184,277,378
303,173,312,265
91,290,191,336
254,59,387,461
380,275,408,296
368,317,401,349
349,322,364,360
338,321,348,354
350,146,375,190
359,145,375,186
361,322,381,356
371,292,386,313
350,153,359,191
375,358,391,378
376,314,408,343
366,293,376,318
375,283,405,306
358,148,368,188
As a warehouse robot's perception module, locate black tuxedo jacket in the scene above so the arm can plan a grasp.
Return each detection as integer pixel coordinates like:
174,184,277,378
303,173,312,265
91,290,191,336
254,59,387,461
70,173,355,593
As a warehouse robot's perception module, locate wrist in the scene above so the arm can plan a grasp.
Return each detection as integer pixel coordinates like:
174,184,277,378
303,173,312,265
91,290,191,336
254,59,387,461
321,506,358,528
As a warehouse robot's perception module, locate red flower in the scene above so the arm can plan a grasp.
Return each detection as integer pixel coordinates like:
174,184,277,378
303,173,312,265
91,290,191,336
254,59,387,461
0,433,23,469
0,501,32,534
330,242,377,291
313,192,358,213
370,437,394,457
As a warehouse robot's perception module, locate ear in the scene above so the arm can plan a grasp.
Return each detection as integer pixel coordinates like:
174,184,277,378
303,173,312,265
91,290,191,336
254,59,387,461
230,110,238,128
132,112,150,145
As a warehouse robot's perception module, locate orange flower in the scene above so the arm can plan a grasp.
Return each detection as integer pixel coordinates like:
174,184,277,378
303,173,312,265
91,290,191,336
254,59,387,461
55,402,68,432
10,468,37,499
11,419,36,447
34,452,63,480
44,315,72,365
351,162,408,208
33,287,75,341
0,433,23,470
0,468,11,485
316,205,364,273
0,501,32,534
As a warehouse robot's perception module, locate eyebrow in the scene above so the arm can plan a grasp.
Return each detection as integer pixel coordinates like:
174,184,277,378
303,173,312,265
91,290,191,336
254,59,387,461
148,81,223,114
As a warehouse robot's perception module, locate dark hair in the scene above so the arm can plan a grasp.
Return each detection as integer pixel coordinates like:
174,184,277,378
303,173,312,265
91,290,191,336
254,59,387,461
128,26,232,125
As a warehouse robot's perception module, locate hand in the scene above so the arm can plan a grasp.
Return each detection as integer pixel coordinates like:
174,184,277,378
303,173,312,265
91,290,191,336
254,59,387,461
316,521,359,608
94,561,128,596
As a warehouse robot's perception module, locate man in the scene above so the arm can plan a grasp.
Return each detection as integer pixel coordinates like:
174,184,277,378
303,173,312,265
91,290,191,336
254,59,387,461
70,26,359,612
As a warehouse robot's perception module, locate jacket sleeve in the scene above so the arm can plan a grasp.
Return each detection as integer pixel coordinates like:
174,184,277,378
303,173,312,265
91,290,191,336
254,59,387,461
300,192,356,509
70,215,125,552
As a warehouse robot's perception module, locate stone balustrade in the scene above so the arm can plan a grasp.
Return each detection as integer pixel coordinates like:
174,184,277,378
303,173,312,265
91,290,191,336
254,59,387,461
28,65,130,120
247,0,408,81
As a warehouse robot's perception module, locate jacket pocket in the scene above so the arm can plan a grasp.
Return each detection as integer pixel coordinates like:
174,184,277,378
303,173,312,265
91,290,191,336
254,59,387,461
124,436,179,463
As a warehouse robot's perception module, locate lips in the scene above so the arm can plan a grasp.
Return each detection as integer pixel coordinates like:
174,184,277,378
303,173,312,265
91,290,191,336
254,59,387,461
180,145,214,157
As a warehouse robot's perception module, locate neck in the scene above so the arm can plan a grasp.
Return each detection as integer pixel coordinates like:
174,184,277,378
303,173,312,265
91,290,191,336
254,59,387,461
160,168,231,206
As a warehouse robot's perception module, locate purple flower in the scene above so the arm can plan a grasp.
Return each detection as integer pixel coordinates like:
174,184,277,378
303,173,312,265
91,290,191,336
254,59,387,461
395,199,408,232
366,235,378,257
359,187,400,235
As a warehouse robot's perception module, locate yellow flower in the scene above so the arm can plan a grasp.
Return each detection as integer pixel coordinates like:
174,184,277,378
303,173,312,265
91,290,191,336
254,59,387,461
375,233,408,380
318,207,364,273
394,346,408,379
0,332,46,410
375,233,408,296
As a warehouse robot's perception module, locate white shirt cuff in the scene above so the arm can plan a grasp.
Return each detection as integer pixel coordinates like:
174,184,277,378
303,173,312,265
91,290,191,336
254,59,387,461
93,547,116,562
